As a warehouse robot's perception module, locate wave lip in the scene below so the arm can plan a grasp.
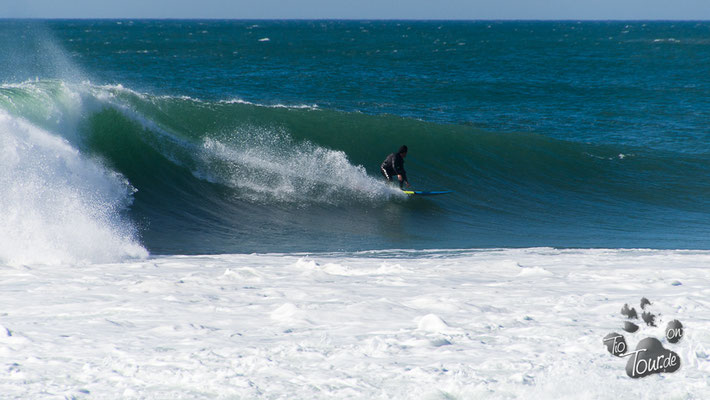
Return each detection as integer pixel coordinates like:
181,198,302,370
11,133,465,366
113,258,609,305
0,110,147,266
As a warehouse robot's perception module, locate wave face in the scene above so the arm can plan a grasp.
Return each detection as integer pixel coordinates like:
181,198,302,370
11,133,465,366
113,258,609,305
2,80,710,256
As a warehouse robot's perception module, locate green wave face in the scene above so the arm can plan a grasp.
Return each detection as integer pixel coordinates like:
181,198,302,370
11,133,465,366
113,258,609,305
3,80,710,254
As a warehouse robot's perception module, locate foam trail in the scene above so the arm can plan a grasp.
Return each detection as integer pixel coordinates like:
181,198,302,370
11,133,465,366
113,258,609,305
0,110,147,266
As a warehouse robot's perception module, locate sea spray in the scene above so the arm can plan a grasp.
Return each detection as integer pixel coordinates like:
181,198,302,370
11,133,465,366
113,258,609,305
0,110,147,265
196,127,401,204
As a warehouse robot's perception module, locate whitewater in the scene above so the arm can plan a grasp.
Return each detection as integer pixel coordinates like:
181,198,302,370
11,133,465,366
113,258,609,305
2,249,709,398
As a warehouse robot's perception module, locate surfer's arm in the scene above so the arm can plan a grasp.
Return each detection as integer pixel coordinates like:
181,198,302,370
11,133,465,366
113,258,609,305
398,173,410,187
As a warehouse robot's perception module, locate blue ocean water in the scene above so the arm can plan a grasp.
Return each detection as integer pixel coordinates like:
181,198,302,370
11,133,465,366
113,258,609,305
2,20,710,255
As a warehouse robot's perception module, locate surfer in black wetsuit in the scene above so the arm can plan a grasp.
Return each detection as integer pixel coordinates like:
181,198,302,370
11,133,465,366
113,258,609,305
380,145,410,189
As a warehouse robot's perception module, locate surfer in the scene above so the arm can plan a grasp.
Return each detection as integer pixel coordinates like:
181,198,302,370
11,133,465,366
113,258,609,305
380,145,411,189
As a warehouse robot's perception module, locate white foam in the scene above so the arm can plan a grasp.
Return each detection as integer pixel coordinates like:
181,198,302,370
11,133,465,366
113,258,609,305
517,265,554,277
2,248,709,398
218,97,319,110
1,249,709,397
221,267,263,282
0,110,147,265
417,313,463,335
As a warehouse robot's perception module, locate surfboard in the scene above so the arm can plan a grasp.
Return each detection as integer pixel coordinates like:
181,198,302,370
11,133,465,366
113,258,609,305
402,190,453,196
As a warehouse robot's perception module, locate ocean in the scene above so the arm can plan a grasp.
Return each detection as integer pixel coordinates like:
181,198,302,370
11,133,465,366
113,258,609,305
1,20,709,398
3,20,710,258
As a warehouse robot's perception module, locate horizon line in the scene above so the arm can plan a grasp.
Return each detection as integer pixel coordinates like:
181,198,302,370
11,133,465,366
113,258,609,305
2,17,710,22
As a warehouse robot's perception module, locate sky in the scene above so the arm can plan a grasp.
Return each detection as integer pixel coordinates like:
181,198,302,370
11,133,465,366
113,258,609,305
2,0,710,20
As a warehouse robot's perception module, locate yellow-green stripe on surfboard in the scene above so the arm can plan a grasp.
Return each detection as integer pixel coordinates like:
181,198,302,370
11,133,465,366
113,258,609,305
402,190,453,196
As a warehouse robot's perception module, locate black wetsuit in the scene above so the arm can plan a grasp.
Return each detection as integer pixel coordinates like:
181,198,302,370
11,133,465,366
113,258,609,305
380,152,407,189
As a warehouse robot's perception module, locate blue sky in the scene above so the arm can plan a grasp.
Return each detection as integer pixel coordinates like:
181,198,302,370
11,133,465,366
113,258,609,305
2,0,710,20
